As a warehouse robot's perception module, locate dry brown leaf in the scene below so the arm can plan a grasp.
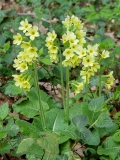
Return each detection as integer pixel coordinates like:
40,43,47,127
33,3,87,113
39,22,48,35
73,142,85,158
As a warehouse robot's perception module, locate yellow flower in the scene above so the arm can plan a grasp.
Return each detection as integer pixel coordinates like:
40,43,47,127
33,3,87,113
63,48,74,59
62,15,71,28
13,33,22,45
70,43,79,52
13,74,24,88
76,30,86,39
46,30,57,41
71,58,80,68
82,55,95,67
87,44,99,56
75,82,84,94
27,47,38,58
90,62,100,72
105,71,115,90
78,37,86,45
62,33,69,43
21,80,31,91
18,62,28,72
26,26,39,40
70,55,80,64
21,41,31,50
87,68,95,77
13,74,31,91
50,54,58,63
101,50,110,58
77,47,86,58
19,19,32,33
45,40,53,48
48,45,58,54
13,58,22,69
62,59,72,67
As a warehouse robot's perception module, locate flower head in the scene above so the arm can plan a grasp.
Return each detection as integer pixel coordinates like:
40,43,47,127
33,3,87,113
27,47,38,58
101,50,110,58
26,26,39,40
82,55,95,67
21,41,31,50
46,30,57,41
87,44,99,56
19,19,32,33
13,33,22,45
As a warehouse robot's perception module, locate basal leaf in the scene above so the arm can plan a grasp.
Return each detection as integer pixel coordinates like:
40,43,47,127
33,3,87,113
112,130,120,142
88,96,104,112
97,137,119,160
17,138,34,154
72,114,88,128
37,133,59,154
95,113,113,128
87,129,100,146
16,120,40,138
0,103,9,120
0,141,11,154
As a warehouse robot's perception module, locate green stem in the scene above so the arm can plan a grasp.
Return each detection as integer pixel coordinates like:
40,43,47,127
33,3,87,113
85,71,88,104
34,62,46,130
65,66,70,122
99,70,102,97
59,51,65,110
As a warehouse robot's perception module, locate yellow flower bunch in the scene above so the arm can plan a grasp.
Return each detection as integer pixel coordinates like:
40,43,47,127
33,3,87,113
61,16,86,68
12,74,30,91
45,30,58,63
13,19,40,91
45,15,113,94
105,71,115,90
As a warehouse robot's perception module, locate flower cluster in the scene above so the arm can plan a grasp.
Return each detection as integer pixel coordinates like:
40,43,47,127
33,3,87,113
13,19,39,91
62,15,86,68
45,15,114,94
105,71,115,90
45,30,59,63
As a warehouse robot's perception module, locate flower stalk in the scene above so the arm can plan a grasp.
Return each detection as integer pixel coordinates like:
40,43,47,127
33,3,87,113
34,61,46,130
65,66,70,122
59,49,65,110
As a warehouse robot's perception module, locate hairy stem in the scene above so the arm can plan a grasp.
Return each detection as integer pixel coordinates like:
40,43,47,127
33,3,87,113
65,66,70,122
34,62,46,130
59,50,65,110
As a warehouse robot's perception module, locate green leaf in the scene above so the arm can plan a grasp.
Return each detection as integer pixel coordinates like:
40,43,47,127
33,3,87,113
0,10,7,23
25,141,44,158
5,122,19,137
17,138,34,154
40,55,52,65
51,110,68,132
0,131,7,140
3,41,10,51
0,103,9,120
88,96,104,112
37,133,59,154
112,130,120,142
69,103,83,119
87,129,100,146
5,84,22,96
76,127,92,142
0,141,11,154
97,137,119,160
13,88,49,118
16,120,40,138
112,46,120,55
72,114,88,128
38,47,43,56
95,113,113,128
99,37,116,50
